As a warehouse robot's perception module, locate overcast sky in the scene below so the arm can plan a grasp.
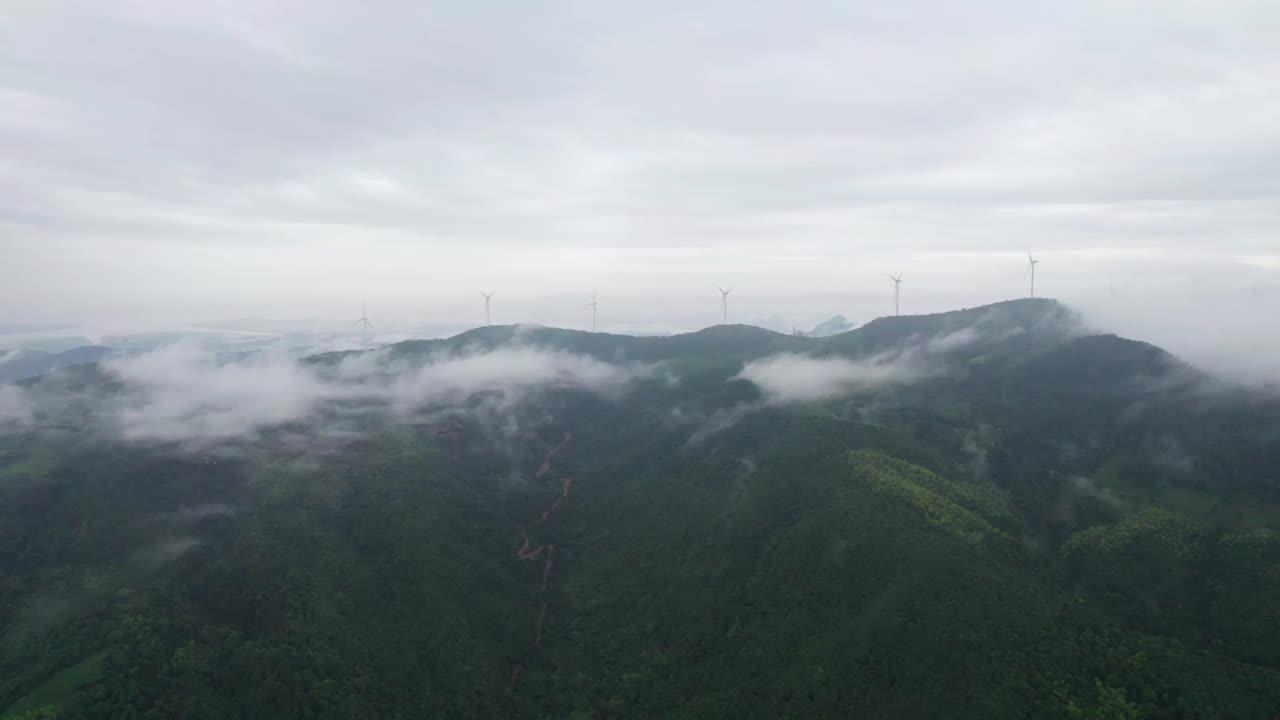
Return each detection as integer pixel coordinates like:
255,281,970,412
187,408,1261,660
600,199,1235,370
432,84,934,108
2,2,1278,378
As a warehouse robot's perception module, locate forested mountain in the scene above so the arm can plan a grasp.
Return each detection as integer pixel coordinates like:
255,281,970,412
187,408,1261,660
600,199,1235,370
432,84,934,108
2,299,1279,719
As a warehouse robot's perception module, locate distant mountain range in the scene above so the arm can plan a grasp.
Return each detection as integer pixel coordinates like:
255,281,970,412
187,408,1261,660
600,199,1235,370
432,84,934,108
800,314,859,337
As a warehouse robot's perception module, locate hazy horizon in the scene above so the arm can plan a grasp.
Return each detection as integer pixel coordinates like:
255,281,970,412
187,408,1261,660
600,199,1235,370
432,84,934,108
3,2,1278,382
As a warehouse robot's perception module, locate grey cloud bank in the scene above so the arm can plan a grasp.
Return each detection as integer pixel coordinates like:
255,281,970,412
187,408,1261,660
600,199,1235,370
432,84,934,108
1,2,1277,383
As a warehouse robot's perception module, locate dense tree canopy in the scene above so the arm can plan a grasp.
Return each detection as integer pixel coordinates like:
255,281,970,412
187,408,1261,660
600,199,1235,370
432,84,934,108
3,300,1279,718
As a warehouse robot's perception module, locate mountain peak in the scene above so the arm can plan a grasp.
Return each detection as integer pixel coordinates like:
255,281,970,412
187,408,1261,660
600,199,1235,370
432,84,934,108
804,316,859,338
822,298,1080,355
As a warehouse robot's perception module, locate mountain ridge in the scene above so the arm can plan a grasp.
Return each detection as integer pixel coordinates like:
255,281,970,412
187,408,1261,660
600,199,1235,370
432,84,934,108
3,296,1279,718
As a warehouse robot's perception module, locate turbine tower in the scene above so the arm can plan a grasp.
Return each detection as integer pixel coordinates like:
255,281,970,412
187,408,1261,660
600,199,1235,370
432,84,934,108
586,292,599,333
480,291,496,326
886,272,904,316
717,285,733,325
354,303,373,347
1027,252,1039,298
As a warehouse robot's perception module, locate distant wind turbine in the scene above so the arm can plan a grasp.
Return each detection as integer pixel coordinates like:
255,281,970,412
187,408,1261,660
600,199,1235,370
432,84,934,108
1027,252,1040,298
885,272,904,316
586,292,599,333
480,291,496,326
354,303,373,347
717,285,733,325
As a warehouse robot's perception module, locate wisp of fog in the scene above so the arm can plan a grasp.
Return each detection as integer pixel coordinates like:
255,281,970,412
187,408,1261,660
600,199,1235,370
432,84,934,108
3,342,647,448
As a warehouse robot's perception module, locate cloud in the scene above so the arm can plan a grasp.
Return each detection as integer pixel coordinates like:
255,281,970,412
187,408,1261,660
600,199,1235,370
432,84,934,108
737,352,931,404
962,429,992,480
106,343,355,443
0,384,32,427
380,345,644,467
680,345,936,444
687,314,1045,442
925,327,981,353
8,341,645,447
387,346,638,412
1074,288,1280,387
1066,475,1129,513
0,1,1275,371
683,402,766,447
154,503,239,524
131,537,203,568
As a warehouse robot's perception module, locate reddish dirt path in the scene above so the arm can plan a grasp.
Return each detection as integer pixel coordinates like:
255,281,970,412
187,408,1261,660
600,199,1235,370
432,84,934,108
512,431,573,686
535,601,549,646
536,432,572,479
541,545,556,591
530,477,574,526
432,420,465,459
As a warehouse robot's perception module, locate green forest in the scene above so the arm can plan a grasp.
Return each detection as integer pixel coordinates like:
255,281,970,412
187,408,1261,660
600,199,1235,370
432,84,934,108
2,299,1279,718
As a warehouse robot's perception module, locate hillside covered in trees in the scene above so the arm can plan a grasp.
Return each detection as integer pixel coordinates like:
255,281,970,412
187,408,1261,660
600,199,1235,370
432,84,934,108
2,299,1279,719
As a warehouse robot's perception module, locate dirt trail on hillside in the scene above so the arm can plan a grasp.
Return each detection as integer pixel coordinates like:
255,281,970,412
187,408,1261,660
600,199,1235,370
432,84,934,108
536,432,572,479
511,431,573,689
432,420,465,458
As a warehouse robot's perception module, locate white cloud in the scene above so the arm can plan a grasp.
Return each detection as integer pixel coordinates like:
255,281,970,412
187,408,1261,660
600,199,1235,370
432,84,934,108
388,347,637,412
0,384,32,427
925,327,981,353
106,343,351,443
737,352,931,404
682,402,766,447
47,341,645,446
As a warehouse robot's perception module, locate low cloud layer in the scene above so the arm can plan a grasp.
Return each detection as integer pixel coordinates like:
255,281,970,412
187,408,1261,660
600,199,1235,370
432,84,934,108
737,352,932,404
682,316,1035,444
108,344,354,443
5,341,644,448
0,384,32,427
925,327,982,353
387,347,638,412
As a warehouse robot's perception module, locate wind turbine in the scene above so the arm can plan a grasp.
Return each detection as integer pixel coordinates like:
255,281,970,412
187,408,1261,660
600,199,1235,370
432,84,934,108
885,272,904,316
717,285,733,325
1027,252,1039,298
354,303,373,347
480,291,496,326
586,292,599,333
